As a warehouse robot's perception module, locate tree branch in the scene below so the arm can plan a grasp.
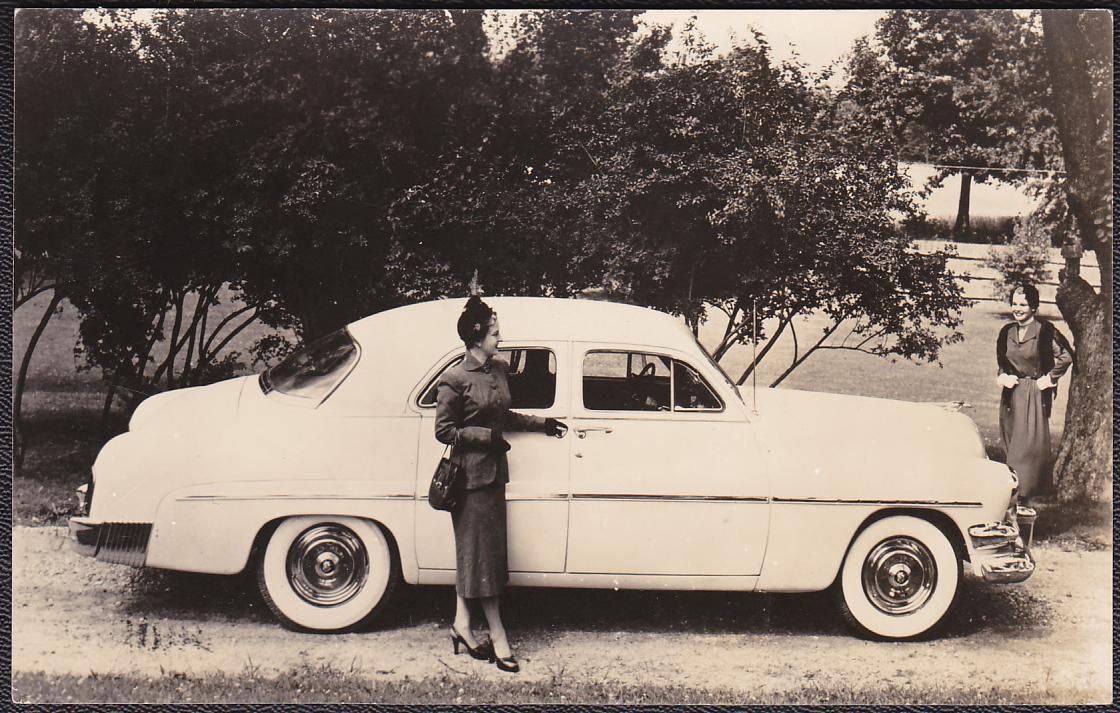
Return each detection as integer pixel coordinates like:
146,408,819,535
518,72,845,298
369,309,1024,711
200,309,259,371
15,281,56,311
770,319,844,387
202,302,257,357
164,289,186,389
734,313,791,385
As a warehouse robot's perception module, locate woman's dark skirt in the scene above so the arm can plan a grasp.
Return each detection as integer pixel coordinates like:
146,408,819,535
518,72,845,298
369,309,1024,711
451,481,507,599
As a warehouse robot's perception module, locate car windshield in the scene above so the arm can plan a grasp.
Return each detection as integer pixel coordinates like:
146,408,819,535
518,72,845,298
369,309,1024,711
260,329,360,404
690,331,744,405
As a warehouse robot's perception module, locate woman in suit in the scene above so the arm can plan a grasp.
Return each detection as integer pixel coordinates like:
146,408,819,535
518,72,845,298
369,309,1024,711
434,296,567,673
996,283,1073,500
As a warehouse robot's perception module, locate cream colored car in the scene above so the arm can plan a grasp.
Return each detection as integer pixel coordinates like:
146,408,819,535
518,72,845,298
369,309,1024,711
69,297,1035,639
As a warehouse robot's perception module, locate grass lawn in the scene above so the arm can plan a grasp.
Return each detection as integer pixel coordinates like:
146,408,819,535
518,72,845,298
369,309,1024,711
11,666,1082,705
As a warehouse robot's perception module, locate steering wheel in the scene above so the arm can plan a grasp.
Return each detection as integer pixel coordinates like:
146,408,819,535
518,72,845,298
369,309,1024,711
636,362,656,379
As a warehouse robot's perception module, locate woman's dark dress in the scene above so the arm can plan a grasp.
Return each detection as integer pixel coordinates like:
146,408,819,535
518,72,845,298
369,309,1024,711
434,352,544,599
997,320,1072,498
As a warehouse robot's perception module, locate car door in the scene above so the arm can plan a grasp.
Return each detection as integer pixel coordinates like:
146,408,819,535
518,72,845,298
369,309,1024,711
413,343,571,573
566,344,769,576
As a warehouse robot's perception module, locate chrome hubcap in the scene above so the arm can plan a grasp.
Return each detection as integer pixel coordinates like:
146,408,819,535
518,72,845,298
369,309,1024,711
862,537,937,615
287,524,369,607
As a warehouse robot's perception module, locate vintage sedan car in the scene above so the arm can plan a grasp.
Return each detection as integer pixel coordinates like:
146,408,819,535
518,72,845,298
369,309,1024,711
69,297,1036,639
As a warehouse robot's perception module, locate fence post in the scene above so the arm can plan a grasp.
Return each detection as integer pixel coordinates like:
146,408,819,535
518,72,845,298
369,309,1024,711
1061,238,1083,279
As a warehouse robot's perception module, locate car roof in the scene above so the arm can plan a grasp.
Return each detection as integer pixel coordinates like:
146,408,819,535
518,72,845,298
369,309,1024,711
346,296,698,355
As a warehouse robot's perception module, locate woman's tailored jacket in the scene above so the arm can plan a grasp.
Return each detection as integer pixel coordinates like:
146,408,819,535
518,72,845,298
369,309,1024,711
435,353,546,490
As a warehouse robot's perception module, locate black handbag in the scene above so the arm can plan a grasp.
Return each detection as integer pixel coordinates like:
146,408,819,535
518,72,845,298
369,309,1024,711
428,444,465,512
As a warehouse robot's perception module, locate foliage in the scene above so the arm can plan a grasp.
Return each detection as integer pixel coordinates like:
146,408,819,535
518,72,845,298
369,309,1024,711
18,8,971,412
581,27,965,385
984,213,1053,301
860,10,1062,233
394,17,968,385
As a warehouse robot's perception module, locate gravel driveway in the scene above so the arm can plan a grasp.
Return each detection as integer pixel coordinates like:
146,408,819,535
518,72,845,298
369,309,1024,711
12,526,1111,703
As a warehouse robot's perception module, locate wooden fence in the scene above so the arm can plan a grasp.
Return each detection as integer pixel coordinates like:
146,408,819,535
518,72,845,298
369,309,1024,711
914,240,1102,304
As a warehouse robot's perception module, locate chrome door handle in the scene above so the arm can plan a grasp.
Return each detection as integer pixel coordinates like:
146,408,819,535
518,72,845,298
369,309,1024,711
576,427,613,439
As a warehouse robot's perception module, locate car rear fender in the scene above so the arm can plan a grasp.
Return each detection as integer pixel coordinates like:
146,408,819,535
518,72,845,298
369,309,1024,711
145,483,418,582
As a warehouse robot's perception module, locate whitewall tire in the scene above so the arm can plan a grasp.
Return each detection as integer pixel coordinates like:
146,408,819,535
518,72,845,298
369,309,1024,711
257,516,399,632
838,515,960,640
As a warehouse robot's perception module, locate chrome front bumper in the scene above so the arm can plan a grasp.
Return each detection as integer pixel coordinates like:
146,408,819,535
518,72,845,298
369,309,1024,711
968,506,1037,583
68,518,152,567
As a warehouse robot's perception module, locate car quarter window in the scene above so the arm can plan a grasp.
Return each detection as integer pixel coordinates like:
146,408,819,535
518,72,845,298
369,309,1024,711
417,348,557,409
673,360,723,411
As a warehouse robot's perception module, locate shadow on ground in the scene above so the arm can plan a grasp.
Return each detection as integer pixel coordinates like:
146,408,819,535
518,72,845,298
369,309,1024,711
119,568,1056,641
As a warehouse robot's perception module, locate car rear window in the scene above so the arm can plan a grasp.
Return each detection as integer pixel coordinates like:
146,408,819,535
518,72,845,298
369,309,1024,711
260,329,360,405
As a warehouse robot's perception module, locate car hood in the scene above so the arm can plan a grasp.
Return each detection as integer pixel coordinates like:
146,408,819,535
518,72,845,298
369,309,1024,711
750,387,991,502
753,387,985,460
128,375,251,432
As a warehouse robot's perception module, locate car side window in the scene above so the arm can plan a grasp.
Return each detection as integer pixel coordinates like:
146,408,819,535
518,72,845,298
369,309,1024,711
418,348,556,409
672,360,723,411
583,351,672,411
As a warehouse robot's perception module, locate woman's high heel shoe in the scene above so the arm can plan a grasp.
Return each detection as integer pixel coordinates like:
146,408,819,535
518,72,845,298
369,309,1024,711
450,627,495,662
494,654,519,673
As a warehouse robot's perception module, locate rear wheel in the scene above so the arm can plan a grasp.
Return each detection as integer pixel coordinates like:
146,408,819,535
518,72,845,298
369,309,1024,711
837,515,960,640
257,516,399,632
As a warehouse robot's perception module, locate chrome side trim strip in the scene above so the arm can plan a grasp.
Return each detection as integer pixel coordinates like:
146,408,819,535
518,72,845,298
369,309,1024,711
177,494,414,502
571,494,768,503
772,498,983,508
568,495,982,507
505,495,569,502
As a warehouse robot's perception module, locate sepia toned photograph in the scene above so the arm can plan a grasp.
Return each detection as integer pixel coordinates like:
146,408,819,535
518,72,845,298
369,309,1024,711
11,7,1112,704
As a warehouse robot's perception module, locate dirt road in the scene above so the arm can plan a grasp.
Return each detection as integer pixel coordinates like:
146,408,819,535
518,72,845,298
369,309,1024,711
12,526,1111,703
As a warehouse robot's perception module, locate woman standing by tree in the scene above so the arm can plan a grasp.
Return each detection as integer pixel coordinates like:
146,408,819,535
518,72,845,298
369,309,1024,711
996,283,1073,500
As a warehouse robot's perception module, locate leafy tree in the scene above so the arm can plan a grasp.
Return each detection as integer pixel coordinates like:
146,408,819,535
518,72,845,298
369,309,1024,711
389,10,644,300
15,9,272,450
870,10,1060,236
567,27,966,385
15,9,141,468
209,9,498,340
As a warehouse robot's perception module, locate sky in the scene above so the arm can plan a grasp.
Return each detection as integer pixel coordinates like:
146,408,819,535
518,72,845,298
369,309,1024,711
641,9,885,81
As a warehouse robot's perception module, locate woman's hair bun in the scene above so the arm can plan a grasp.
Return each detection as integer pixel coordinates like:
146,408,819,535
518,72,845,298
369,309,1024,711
457,295,494,346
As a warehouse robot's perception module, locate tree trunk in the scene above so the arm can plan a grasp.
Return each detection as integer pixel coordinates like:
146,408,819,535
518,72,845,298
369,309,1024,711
1041,10,1113,504
100,369,124,435
14,291,64,476
951,173,972,235
1052,276,1110,502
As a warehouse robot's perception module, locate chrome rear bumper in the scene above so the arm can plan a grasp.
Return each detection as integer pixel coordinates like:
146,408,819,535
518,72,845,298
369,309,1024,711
68,518,152,567
968,506,1037,584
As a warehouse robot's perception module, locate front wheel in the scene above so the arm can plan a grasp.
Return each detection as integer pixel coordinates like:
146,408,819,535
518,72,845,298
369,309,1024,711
837,515,960,640
257,516,399,632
